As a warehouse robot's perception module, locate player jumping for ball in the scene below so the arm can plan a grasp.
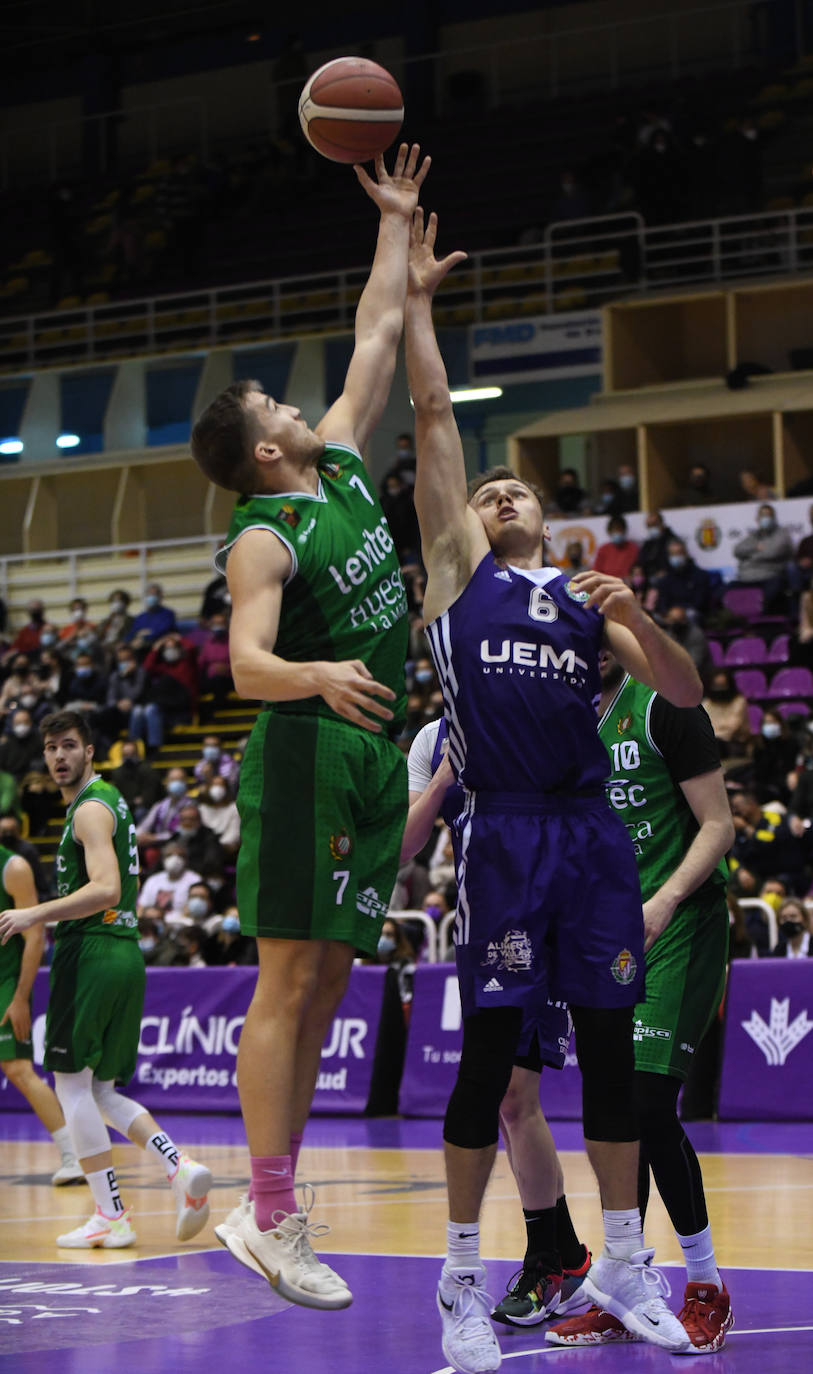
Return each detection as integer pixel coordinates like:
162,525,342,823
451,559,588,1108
190,143,429,1309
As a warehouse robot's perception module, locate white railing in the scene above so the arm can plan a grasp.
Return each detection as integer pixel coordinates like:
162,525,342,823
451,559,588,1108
0,1,764,189
3,203,813,375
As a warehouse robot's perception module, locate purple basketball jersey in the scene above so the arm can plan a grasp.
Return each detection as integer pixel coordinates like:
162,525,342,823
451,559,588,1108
426,555,609,794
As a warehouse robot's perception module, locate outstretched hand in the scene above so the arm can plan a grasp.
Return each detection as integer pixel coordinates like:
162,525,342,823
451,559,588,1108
354,143,430,219
408,207,467,298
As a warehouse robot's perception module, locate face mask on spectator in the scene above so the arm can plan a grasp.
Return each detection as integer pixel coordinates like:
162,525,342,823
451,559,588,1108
12,723,30,738
187,897,209,919
118,659,135,674
211,625,227,637
377,934,396,957
177,825,196,838
77,635,95,651
759,516,775,532
762,723,781,740
209,785,226,803
610,532,625,546
163,647,181,662
618,473,636,490
167,780,187,798
110,599,126,613
40,632,56,648
780,918,804,939
414,669,433,684
71,607,85,622
424,902,443,919
75,666,92,679
668,555,686,570
222,914,240,934
146,593,160,608
203,746,220,762
19,693,37,709
164,855,185,877
139,937,156,953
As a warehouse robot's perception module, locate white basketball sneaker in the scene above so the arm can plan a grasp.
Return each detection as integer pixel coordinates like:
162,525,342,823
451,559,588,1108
437,1264,502,1373
57,1206,136,1249
170,1154,212,1242
582,1248,689,1352
225,1196,352,1309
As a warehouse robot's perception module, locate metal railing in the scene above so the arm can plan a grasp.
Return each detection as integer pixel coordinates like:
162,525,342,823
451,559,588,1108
3,203,813,376
0,1,765,189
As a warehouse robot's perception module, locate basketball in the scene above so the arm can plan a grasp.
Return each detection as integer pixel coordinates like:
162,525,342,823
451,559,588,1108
298,57,404,164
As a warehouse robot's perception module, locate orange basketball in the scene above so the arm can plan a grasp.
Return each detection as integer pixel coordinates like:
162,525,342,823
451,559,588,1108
298,57,404,164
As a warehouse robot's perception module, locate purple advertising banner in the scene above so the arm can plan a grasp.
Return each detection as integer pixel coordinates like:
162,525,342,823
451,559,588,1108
1,964,387,1116
718,959,813,1121
399,964,584,1119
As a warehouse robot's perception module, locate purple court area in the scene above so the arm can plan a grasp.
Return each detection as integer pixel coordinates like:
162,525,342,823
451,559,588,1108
2,1115,813,1373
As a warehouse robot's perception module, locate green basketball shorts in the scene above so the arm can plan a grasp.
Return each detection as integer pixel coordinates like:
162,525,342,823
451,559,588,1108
44,933,146,1083
633,885,729,1081
0,972,33,1062
236,711,407,954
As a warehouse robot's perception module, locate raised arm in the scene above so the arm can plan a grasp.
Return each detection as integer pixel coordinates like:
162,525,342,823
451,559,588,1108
405,209,486,621
317,144,430,454
572,570,703,707
226,529,395,732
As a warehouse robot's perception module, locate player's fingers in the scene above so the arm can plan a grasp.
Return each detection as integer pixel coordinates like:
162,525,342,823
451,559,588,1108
424,211,438,248
439,250,468,276
402,142,420,178
392,142,409,177
353,692,394,721
353,163,374,190
350,658,374,679
412,152,431,187
357,676,396,701
340,703,383,733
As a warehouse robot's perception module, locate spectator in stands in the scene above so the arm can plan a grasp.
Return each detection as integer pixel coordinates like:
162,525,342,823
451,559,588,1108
772,898,813,957
676,463,719,507
662,604,713,681
732,503,794,610
380,469,420,562
63,651,107,717
198,776,240,857
137,915,164,965
96,645,146,743
57,597,95,651
560,539,590,575
652,537,711,618
205,906,257,966
702,668,752,758
35,647,67,706
592,477,624,517
196,611,233,722
0,657,40,718
176,924,208,968
97,588,134,652
746,708,799,804
200,573,231,623
137,766,191,848
629,563,658,613
126,582,178,651
739,469,775,502
137,839,202,918
0,709,44,782
110,739,164,823
141,633,197,741
592,514,640,580
550,168,593,223
0,812,52,899
638,511,676,578
551,468,589,515
375,916,416,1014
175,799,225,876
730,789,810,894
615,461,639,513
8,601,47,657
194,734,238,788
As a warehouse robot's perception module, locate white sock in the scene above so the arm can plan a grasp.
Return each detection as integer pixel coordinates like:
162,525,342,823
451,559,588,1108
86,1165,124,1219
144,1129,181,1180
51,1124,77,1164
443,1220,482,1286
676,1224,721,1287
603,1207,644,1260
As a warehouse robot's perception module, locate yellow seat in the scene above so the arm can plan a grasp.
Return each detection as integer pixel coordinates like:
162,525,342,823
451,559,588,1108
57,294,82,310
754,83,790,105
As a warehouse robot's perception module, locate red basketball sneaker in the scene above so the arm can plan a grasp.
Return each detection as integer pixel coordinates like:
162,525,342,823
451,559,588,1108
546,1305,639,1346
676,1282,734,1355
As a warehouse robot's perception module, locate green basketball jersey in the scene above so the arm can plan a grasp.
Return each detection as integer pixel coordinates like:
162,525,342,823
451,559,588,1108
0,846,22,982
216,443,408,728
598,675,728,904
54,776,139,942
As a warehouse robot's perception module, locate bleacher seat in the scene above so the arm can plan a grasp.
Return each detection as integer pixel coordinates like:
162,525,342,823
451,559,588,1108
724,636,769,666
775,701,811,719
767,633,790,663
708,639,724,666
733,668,768,699
722,586,764,620
765,666,813,699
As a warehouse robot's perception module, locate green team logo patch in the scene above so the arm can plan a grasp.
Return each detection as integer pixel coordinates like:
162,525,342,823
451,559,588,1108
611,948,638,985
564,580,590,603
616,712,632,735
329,829,352,860
279,503,301,530
321,461,342,480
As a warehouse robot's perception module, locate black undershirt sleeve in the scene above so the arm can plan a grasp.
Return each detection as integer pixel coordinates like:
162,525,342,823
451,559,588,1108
648,695,723,785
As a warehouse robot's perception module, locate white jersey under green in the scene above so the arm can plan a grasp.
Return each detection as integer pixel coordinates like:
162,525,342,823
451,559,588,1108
215,443,408,729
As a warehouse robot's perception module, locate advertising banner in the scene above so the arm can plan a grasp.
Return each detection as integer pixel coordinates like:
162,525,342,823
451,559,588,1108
399,964,583,1119
718,959,813,1120
546,497,811,580
1,965,387,1116
470,310,603,384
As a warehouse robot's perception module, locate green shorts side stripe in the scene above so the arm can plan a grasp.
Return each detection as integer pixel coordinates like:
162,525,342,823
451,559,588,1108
634,886,728,1082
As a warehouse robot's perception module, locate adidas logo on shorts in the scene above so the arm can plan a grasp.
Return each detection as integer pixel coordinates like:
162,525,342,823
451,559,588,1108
483,977,504,992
